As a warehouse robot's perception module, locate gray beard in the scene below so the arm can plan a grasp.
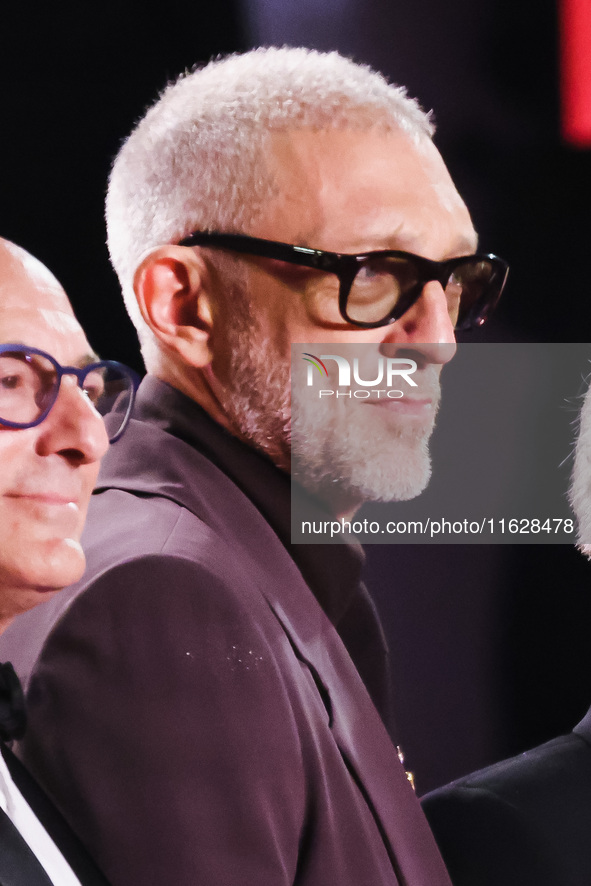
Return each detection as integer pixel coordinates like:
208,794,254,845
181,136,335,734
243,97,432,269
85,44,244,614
290,373,434,511
215,308,435,513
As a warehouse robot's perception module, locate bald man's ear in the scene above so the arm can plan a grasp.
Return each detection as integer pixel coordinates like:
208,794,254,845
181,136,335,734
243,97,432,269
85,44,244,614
133,246,214,367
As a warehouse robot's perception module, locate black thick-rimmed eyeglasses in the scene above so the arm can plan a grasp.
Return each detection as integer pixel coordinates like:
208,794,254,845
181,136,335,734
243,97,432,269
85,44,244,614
0,345,140,443
178,231,509,331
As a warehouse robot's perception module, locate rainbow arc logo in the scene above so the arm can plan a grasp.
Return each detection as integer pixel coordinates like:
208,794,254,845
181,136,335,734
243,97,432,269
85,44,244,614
302,353,328,377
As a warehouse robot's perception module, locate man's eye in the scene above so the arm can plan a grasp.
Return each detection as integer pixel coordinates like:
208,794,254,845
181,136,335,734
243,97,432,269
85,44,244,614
82,372,105,404
82,385,101,404
0,374,23,390
356,264,384,282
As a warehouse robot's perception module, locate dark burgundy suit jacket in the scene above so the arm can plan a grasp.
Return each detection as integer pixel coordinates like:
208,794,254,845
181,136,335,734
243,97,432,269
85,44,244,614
422,707,591,886
0,377,450,886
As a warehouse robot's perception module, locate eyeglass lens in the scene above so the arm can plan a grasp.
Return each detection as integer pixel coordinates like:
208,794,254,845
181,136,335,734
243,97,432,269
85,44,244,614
345,255,499,329
86,363,136,442
0,350,134,443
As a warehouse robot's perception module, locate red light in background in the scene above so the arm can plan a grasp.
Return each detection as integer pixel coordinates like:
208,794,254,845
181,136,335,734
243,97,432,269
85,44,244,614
561,0,591,146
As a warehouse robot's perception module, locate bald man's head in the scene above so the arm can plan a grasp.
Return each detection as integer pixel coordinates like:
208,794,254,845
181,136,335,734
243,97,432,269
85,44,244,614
0,238,109,629
0,239,79,332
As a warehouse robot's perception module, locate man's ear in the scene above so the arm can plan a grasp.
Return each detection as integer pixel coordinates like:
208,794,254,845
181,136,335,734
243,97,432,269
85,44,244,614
133,246,214,367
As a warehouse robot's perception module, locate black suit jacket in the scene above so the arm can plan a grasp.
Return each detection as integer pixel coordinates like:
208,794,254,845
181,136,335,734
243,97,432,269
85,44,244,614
0,744,109,886
0,377,451,886
422,707,591,886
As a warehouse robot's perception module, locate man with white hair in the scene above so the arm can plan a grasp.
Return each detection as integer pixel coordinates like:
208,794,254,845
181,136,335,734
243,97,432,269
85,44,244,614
0,48,507,885
421,382,591,886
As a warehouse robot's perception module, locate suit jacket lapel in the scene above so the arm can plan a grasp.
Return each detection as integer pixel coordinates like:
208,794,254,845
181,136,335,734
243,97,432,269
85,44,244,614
268,599,451,886
2,747,110,886
0,801,53,886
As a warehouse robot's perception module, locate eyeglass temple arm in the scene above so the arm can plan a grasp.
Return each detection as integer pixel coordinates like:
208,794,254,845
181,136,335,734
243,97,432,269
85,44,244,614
179,232,355,273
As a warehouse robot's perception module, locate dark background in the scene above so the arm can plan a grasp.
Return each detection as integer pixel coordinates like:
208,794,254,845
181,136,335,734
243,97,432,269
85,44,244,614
3,0,591,794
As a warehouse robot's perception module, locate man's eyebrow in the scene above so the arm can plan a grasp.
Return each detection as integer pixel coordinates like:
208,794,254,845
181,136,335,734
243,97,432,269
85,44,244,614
75,352,101,369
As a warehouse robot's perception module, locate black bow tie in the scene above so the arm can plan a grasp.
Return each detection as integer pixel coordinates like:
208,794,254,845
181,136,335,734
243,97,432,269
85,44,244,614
0,662,26,741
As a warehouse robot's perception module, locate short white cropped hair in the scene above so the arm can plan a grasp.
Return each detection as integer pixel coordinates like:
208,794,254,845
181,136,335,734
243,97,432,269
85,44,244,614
106,46,435,363
571,375,591,555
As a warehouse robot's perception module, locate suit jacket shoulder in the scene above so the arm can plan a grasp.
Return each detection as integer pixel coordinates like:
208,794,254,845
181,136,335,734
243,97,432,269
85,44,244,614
422,730,591,886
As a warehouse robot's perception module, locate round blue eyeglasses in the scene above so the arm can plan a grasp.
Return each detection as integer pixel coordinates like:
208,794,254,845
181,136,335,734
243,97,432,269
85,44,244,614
0,344,140,443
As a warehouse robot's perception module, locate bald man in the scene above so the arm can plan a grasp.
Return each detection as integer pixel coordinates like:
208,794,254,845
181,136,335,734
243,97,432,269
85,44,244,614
0,238,137,885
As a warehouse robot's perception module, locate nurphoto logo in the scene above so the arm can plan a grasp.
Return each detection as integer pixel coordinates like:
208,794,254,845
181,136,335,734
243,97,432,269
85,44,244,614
302,352,417,399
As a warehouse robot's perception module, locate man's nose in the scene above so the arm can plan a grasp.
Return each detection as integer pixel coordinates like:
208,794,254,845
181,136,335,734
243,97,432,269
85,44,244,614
380,281,457,366
35,376,110,463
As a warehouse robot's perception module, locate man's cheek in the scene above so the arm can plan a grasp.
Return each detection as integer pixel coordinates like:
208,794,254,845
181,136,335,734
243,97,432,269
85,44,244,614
79,470,100,519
